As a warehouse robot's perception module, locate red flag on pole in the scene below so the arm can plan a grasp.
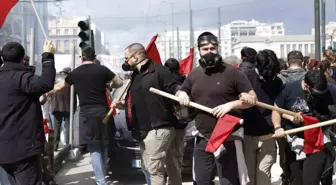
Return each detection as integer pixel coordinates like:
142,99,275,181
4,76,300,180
205,114,243,153
0,0,19,28
179,48,194,75
146,33,162,65
302,114,324,154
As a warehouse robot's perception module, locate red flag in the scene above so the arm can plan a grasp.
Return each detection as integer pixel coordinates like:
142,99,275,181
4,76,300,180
205,114,242,153
179,48,194,75
302,114,324,154
0,0,18,28
146,33,162,65
231,62,239,68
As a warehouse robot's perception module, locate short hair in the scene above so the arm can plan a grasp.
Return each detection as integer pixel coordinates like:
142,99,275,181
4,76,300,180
197,32,218,48
81,46,95,61
304,69,327,91
1,42,25,63
255,49,280,80
164,58,179,72
125,43,146,58
287,50,303,64
279,59,288,70
241,47,257,63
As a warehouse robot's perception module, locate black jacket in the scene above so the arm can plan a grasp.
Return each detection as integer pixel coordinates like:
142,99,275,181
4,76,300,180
239,61,255,73
125,60,179,132
0,53,56,163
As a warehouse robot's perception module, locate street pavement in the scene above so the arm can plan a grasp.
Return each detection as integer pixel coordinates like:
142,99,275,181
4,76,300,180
55,153,292,185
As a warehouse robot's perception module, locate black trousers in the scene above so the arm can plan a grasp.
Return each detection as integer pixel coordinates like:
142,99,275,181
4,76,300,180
1,155,42,185
193,136,239,185
286,149,332,185
53,111,69,144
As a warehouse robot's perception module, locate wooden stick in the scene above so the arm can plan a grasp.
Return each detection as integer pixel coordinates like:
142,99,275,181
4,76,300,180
260,118,336,141
255,102,297,116
149,87,244,124
102,80,131,124
106,88,120,115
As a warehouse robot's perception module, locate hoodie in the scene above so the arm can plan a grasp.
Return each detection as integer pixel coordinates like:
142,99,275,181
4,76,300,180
277,68,306,84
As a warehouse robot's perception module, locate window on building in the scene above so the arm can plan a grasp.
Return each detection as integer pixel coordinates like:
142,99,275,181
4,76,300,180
64,49,70,54
298,44,303,52
64,40,70,48
310,44,315,54
280,44,285,58
304,44,309,55
56,29,60,35
48,30,52,35
73,29,77,35
65,29,69,35
286,44,290,55
278,31,283,35
292,44,297,50
56,40,61,51
249,31,256,36
277,26,282,30
225,52,228,56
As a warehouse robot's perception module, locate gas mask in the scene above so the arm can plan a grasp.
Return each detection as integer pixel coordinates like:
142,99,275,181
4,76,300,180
198,52,222,69
122,49,146,71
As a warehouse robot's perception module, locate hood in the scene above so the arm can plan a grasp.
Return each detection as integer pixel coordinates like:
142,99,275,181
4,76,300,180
278,68,306,83
239,61,255,70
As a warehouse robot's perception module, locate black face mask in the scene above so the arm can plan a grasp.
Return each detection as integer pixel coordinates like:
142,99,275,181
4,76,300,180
122,62,132,71
198,52,222,69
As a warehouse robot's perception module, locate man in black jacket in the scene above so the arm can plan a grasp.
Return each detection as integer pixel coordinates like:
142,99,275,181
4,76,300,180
0,41,56,185
113,43,181,185
239,47,257,73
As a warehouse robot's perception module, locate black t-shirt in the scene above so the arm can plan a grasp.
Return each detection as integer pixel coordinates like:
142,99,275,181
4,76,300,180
65,64,115,108
243,68,283,136
275,80,336,137
181,63,253,137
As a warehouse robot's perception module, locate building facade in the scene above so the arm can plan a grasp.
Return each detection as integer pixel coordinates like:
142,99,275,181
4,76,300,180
231,35,331,59
156,19,285,63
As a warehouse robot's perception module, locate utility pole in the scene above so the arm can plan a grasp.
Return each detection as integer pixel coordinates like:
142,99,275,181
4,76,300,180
218,7,222,55
314,0,321,60
321,0,326,51
29,28,35,66
189,0,195,67
177,26,181,59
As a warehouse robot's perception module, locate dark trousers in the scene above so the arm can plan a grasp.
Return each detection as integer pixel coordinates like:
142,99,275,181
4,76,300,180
53,111,69,145
287,149,331,185
193,136,239,185
1,155,42,185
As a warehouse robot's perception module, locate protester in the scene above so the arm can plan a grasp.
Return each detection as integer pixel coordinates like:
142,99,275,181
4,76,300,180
279,58,288,70
48,46,123,185
112,43,181,185
51,67,76,151
176,31,257,185
0,41,56,185
241,49,282,185
164,58,194,185
272,69,336,185
239,47,257,73
278,51,306,84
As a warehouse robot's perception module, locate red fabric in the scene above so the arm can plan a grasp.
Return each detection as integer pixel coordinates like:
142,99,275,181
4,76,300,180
43,118,49,134
205,114,242,153
0,0,18,28
146,34,162,65
179,48,194,75
231,63,239,68
302,114,324,154
106,92,111,107
127,93,133,126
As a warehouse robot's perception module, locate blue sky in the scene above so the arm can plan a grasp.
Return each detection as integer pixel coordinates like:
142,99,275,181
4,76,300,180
52,0,336,54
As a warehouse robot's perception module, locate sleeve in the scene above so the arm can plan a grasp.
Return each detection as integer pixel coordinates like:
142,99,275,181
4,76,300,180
233,69,253,93
104,66,116,83
65,71,74,86
20,52,56,95
275,84,287,108
180,75,192,94
160,67,180,94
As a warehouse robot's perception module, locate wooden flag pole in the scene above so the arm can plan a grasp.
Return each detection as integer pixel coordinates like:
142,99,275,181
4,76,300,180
102,80,131,124
149,87,244,124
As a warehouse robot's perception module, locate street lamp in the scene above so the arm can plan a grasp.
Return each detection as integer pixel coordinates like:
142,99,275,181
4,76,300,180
162,0,174,58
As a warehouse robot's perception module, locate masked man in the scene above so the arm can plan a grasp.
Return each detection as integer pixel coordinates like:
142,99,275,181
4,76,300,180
176,32,257,185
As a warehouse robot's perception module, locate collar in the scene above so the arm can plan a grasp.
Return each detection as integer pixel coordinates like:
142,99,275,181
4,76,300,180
0,62,31,72
139,60,155,74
